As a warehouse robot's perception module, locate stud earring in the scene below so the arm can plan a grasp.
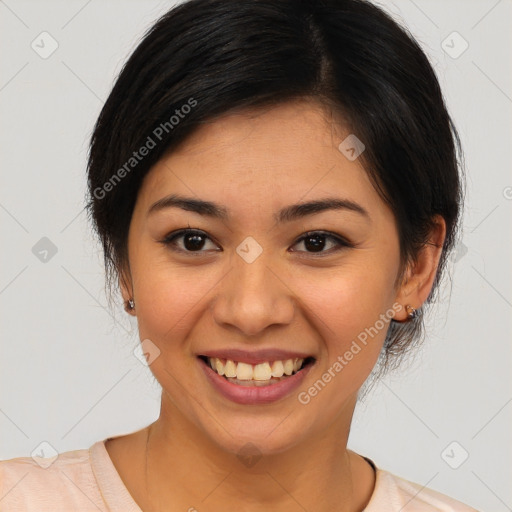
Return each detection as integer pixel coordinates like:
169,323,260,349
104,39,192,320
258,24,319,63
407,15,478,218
125,298,135,312
405,304,417,320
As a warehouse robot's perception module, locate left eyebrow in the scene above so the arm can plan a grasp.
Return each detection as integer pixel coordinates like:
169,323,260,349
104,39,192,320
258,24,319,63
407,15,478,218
147,194,370,222
276,197,370,223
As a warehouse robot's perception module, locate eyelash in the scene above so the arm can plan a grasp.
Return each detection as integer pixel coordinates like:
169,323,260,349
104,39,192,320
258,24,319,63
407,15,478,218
161,228,354,256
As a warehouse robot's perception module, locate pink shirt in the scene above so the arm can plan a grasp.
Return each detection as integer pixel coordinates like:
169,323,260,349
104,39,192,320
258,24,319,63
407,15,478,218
0,440,478,511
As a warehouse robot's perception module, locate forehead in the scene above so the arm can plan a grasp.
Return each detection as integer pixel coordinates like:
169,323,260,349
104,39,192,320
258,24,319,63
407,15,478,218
178,99,341,150
135,100,386,221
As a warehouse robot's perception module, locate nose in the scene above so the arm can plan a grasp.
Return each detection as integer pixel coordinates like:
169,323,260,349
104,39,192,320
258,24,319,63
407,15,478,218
211,253,295,337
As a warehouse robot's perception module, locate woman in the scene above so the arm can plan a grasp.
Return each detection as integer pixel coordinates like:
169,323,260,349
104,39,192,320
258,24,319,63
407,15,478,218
0,0,478,510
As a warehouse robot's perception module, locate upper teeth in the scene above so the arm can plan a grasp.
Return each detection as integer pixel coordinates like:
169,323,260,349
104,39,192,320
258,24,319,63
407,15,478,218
208,357,304,380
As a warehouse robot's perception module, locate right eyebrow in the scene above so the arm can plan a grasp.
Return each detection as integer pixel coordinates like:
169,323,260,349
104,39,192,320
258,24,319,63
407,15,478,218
148,194,229,220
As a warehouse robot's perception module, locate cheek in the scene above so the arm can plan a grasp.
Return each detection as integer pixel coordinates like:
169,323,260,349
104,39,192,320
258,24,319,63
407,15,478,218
133,262,219,344
292,257,398,363
293,269,396,412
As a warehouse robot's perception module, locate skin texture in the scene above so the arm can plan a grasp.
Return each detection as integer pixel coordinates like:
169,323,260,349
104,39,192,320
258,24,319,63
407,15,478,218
107,99,446,511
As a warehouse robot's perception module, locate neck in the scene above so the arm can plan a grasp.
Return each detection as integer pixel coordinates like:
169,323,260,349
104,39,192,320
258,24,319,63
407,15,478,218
138,393,373,512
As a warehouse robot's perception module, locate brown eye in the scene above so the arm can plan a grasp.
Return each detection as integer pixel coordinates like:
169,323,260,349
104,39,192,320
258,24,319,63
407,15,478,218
302,234,328,252
183,233,206,251
162,229,220,253
290,231,352,255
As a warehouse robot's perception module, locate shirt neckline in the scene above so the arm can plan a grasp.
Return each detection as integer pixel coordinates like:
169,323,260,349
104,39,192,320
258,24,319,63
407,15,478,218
89,440,143,512
90,438,384,511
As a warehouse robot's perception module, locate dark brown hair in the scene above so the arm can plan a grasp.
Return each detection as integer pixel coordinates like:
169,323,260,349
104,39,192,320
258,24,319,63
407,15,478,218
86,0,464,374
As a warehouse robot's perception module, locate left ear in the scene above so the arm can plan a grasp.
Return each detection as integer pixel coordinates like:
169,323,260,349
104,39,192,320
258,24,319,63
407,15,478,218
394,215,447,321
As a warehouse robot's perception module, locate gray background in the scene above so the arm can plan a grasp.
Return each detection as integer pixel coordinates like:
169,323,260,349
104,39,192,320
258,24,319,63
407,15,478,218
1,1,511,510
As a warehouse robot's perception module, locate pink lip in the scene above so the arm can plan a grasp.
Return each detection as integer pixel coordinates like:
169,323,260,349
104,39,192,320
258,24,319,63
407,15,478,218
198,348,313,365
198,357,315,405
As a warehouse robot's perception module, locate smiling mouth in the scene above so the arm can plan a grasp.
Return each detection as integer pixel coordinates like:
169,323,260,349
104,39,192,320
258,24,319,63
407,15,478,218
198,355,316,387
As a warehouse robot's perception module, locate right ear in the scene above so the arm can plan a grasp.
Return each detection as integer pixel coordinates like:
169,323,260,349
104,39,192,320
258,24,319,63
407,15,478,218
119,266,135,316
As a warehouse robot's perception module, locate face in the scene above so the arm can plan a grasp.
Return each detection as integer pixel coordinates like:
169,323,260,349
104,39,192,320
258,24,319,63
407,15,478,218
123,100,408,455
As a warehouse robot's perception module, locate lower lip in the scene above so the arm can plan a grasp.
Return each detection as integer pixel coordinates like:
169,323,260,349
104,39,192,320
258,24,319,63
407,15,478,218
198,358,314,405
